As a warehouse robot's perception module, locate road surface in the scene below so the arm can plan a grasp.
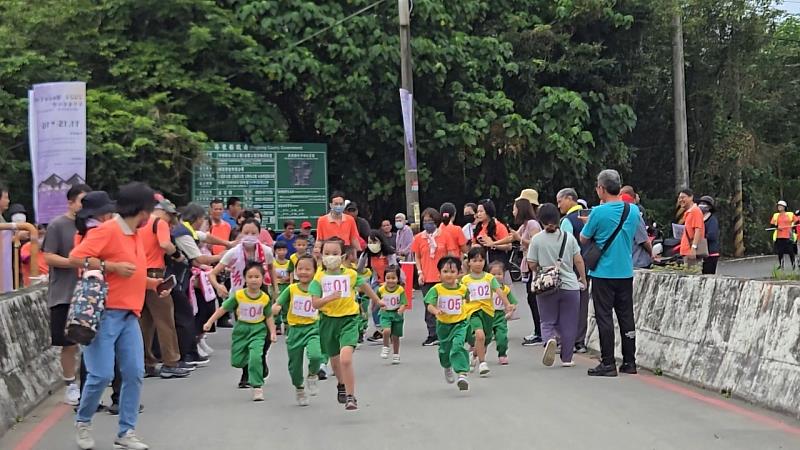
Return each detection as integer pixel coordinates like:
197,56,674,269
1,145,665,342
2,283,799,450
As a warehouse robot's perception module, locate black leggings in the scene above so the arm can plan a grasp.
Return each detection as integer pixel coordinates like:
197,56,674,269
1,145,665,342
525,277,541,337
775,238,796,269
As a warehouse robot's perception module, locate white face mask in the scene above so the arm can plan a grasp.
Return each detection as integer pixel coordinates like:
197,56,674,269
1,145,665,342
11,213,26,224
322,255,342,269
240,235,259,246
368,243,382,253
395,221,404,230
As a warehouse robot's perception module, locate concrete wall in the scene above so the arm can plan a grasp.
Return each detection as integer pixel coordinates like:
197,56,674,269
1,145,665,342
587,270,800,418
0,286,62,436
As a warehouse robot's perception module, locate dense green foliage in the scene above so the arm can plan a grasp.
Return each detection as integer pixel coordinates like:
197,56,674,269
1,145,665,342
0,0,798,254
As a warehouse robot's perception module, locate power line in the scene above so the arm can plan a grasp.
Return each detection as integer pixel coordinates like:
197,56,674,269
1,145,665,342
289,0,388,49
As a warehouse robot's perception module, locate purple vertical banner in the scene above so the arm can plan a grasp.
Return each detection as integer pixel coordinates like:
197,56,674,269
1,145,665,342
29,82,87,224
399,88,417,170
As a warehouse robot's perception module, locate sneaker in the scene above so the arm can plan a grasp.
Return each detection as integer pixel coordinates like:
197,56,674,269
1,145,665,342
422,336,439,346
542,339,557,367
574,343,588,354
317,364,328,381
619,362,638,374
144,366,160,378
479,362,490,377
587,363,618,377
470,355,478,373
276,326,283,336
443,367,456,384
345,395,358,410
114,429,149,449
457,374,469,391
367,331,382,342
498,356,509,365
252,387,264,402
561,361,576,367
108,403,143,415
184,354,209,367
197,345,209,359
176,361,196,372
380,346,390,359
306,375,319,396
238,381,250,389
522,335,543,346
336,383,346,404
75,422,94,450
357,332,364,344
296,388,309,406
392,354,400,365
64,383,80,406
198,337,214,355
160,365,191,379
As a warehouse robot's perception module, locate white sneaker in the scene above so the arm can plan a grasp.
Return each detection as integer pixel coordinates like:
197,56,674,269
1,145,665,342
457,374,469,391
198,337,214,355
380,346,390,359
252,387,264,402
392,354,400,365
479,362,490,377
443,367,456,384
113,429,149,449
561,361,576,367
196,345,209,359
296,388,309,407
319,363,328,377
543,339,557,367
64,383,80,406
75,422,94,450
306,375,319,396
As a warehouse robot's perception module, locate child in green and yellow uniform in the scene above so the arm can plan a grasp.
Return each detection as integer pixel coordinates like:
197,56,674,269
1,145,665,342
462,247,514,377
424,256,472,391
487,261,518,365
309,238,382,411
378,265,407,364
272,255,323,407
291,235,310,271
204,262,277,402
272,241,293,334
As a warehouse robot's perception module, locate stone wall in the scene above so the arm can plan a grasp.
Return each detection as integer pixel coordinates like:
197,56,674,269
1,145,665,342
587,270,800,418
0,286,62,435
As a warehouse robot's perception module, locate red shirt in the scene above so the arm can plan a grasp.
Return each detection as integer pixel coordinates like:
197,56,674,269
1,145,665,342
680,205,706,256
209,220,231,255
138,217,171,269
411,232,458,283
316,214,360,247
21,242,48,286
440,223,467,250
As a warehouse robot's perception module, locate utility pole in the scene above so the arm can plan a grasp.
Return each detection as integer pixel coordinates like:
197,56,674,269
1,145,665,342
399,0,420,226
672,7,690,194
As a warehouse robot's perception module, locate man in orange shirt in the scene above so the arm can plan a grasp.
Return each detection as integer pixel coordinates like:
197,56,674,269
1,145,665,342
412,208,459,346
315,191,362,254
70,182,170,450
138,196,191,380
678,189,705,264
208,199,231,255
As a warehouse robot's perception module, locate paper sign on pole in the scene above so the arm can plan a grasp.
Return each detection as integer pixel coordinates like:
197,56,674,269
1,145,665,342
399,88,417,171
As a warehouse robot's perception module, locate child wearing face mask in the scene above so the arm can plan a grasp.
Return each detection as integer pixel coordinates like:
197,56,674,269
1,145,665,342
358,231,399,342
309,238,382,410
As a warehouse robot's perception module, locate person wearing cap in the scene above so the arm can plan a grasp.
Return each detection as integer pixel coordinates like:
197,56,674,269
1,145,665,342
71,182,172,450
344,201,371,243
678,188,705,265
771,200,797,270
698,196,720,274
394,213,413,262
42,184,91,407
556,187,590,351
137,195,191,380
297,220,314,254
276,219,298,256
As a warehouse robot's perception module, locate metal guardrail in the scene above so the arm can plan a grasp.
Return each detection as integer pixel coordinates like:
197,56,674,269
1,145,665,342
0,222,40,290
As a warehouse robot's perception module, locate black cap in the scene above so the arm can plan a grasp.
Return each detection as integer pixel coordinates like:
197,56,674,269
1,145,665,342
345,201,358,211
77,191,116,219
8,203,26,215
698,195,715,211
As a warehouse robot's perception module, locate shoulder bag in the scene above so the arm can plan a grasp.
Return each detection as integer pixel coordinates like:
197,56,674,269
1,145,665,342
65,258,108,345
531,232,568,295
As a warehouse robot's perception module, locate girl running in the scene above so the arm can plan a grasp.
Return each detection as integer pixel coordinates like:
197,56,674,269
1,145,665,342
487,261,518,365
378,265,407,364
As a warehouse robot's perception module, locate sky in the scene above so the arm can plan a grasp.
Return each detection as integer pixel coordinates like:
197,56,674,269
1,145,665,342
776,0,800,15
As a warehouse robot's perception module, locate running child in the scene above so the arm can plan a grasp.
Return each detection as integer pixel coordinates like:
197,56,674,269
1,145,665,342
424,256,471,391
487,261,518,365
204,262,277,401
273,240,293,334
462,247,514,377
272,255,323,406
309,238,382,410
378,265,407,364
291,235,310,270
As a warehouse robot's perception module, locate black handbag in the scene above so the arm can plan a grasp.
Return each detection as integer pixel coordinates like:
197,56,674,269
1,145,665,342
583,203,630,271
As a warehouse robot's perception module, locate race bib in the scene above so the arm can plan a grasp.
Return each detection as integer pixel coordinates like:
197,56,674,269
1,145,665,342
468,281,491,301
438,295,464,315
383,294,401,311
321,275,351,297
238,303,264,322
291,294,317,318
276,268,289,279
493,294,505,311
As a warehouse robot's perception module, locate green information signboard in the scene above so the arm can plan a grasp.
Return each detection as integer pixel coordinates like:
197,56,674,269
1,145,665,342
192,142,328,230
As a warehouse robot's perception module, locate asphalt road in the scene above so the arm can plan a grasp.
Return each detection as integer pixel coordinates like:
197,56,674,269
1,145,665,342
3,283,799,450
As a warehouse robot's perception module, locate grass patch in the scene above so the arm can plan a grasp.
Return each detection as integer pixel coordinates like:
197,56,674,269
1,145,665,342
771,267,800,281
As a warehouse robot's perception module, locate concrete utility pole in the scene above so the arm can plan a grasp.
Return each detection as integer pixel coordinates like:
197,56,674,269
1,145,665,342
399,0,420,225
672,7,690,194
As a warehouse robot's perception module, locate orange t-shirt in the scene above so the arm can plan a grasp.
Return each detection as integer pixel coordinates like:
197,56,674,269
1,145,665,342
70,216,149,316
411,231,458,283
138,217,171,269
772,213,795,240
473,220,510,244
440,223,467,250
680,205,706,256
316,214,360,246
209,220,232,255
21,241,48,286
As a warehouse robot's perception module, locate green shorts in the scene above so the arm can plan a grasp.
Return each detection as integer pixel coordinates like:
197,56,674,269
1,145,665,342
379,310,404,337
318,314,359,357
468,309,494,344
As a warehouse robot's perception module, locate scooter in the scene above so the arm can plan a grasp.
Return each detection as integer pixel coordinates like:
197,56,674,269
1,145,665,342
650,222,682,266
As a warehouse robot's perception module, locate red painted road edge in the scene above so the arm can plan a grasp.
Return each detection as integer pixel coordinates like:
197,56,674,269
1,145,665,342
12,404,70,450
